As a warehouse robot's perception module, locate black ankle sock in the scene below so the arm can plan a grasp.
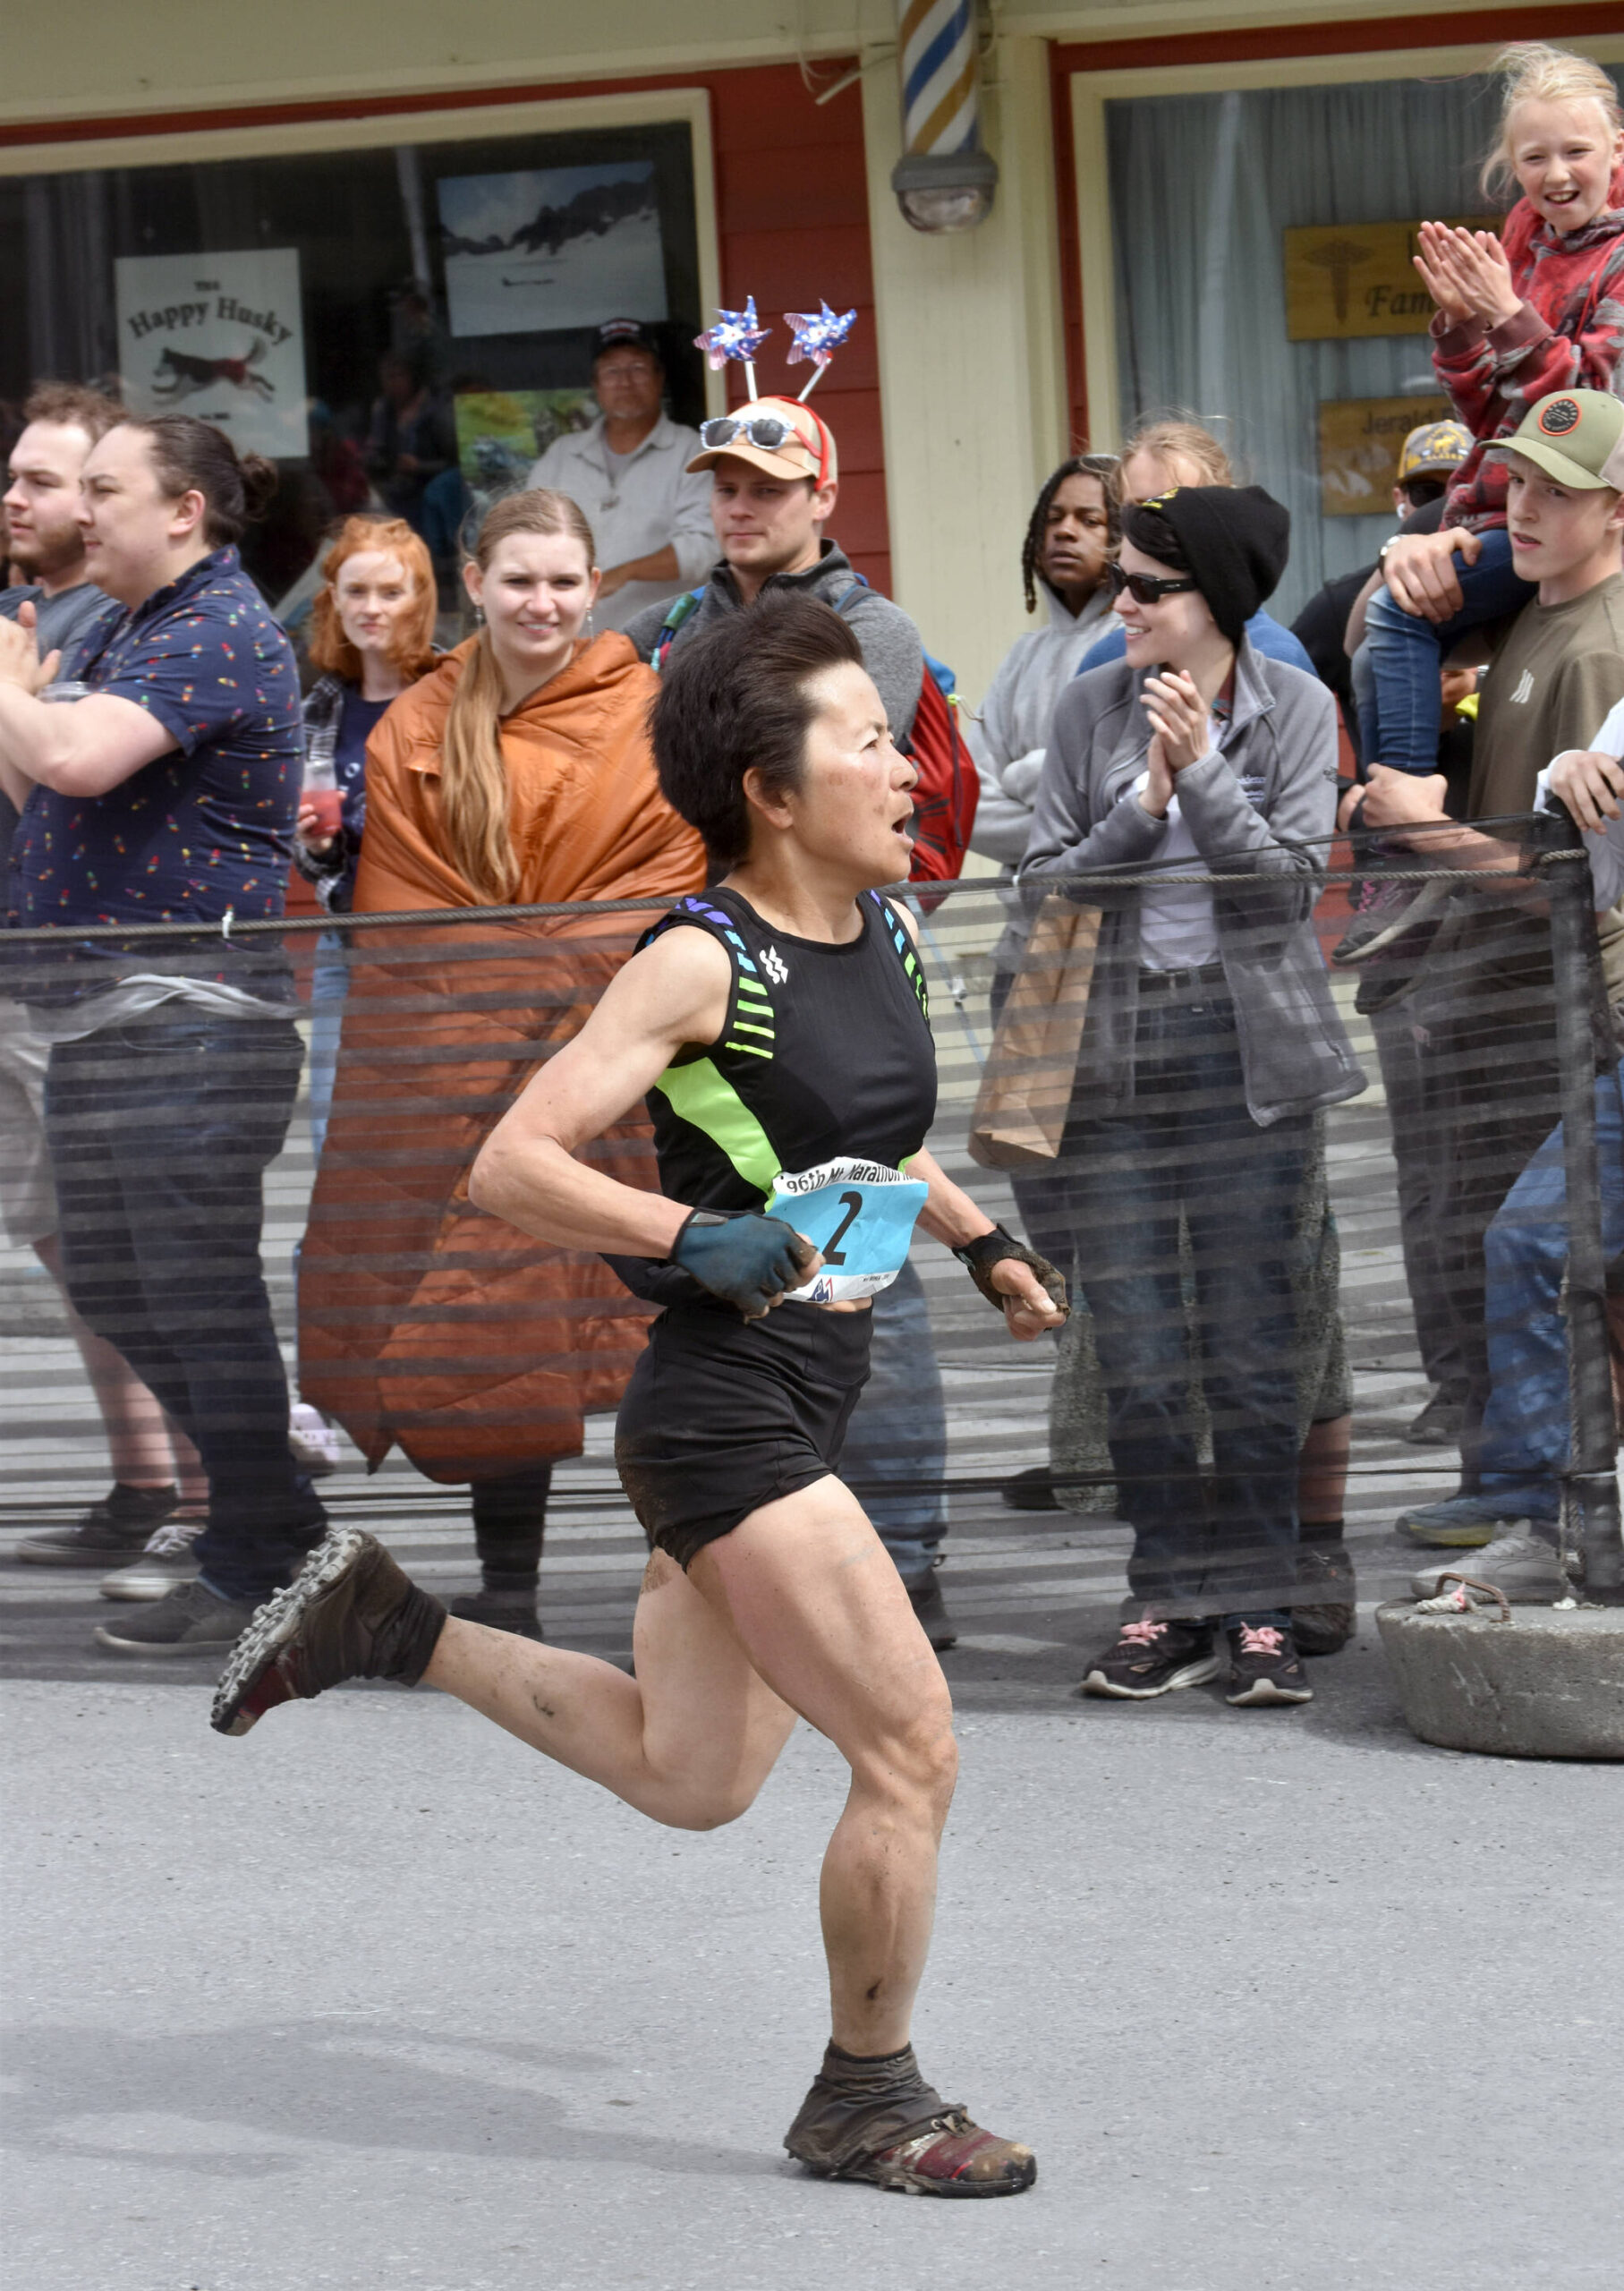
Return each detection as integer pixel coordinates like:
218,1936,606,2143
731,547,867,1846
1301,1520,1345,1549
828,2041,915,2069
387,1581,450,1687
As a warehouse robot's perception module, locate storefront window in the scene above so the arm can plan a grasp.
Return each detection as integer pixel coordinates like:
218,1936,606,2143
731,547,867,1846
0,119,705,609
1104,66,1624,617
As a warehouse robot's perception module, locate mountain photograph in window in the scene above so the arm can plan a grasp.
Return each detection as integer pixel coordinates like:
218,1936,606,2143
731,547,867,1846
438,163,667,340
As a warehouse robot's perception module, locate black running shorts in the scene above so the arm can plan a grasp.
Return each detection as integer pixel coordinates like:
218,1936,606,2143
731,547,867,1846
615,1300,873,1569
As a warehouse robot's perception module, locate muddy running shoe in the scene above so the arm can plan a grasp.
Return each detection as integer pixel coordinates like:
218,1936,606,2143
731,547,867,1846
828,2111,1037,2196
99,1512,208,1601
906,1573,957,1653
1225,1622,1313,1706
210,1527,447,1738
1079,1614,1219,1699
1410,1533,1564,1605
784,2043,1034,2197
16,1482,180,1566
448,1588,544,1641
1291,1545,1356,1657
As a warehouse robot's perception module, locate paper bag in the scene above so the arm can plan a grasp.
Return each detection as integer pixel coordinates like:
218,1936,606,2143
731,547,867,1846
967,894,1100,1169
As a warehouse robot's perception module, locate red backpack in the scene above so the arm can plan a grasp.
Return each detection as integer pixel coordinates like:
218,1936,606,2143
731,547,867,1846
651,579,979,888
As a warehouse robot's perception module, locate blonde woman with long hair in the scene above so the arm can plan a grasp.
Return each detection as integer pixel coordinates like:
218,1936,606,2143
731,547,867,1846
297,490,705,1638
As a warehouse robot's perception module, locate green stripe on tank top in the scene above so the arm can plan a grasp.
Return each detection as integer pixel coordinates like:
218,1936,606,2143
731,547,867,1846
652,1059,781,1199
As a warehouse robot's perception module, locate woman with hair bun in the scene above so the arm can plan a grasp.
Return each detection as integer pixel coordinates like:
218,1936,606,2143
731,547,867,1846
297,489,705,1640
0,414,335,1653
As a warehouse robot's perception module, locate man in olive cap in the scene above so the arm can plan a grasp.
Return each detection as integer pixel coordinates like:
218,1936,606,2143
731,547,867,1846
1362,387,1624,1546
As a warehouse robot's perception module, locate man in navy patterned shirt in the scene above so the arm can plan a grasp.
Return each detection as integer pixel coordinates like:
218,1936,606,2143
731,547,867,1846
0,416,328,1651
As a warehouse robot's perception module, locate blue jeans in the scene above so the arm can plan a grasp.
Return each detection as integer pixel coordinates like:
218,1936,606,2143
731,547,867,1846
840,1259,948,1587
1060,985,1311,1626
306,931,347,1162
1478,1068,1624,1518
44,1014,327,1604
1361,528,1533,772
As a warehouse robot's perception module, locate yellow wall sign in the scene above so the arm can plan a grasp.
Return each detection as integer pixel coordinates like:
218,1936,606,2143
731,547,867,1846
1318,395,1453,518
1284,217,1495,340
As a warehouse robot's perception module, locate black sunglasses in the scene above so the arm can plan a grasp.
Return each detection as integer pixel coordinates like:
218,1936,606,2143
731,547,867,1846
1107,562,1201,605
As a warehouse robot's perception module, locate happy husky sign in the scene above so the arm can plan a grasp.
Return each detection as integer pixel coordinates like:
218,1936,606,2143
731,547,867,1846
116,250,307,457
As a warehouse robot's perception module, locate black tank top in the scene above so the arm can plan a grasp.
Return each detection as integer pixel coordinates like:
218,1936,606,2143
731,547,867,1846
641,886,937,1214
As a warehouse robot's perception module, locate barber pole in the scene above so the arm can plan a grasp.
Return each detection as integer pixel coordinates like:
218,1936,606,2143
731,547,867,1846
898,0,979,158
891,0,997,233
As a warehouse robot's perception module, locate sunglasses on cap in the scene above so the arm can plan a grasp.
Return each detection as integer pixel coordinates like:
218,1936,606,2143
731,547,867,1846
699,412,831,485
1107,562,1200,605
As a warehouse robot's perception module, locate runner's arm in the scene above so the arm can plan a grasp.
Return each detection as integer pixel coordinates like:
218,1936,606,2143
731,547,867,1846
469,926,735,1254
908,1147,1066,1340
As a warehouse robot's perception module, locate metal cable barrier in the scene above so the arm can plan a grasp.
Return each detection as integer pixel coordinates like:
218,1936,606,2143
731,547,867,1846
3,809,1618,1681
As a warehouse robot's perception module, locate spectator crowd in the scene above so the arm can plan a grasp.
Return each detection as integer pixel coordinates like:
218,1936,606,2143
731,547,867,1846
2,40,1620,1708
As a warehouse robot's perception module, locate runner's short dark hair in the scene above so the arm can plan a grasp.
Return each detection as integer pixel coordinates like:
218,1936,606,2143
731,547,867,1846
650,594,864,868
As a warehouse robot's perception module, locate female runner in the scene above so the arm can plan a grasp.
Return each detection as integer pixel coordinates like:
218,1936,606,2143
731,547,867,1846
212,592,1067,2197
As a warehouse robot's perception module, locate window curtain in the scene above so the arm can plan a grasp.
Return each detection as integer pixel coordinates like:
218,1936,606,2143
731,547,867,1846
1106,68,1624,619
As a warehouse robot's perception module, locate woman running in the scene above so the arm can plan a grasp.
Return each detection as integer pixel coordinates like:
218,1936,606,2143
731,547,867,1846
212,592,1067,2198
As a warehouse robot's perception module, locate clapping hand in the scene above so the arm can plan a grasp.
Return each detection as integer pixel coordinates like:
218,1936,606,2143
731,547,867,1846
0,601,61,696
1142,668,1211,775
1413,222,1520,328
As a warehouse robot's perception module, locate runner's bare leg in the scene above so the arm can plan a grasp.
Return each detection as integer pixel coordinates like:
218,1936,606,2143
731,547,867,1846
424,1473,953,2056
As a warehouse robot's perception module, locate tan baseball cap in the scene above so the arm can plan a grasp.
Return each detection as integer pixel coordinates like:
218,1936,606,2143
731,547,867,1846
1396,420,1472,483
1494,389,1624,490
686,396,838,486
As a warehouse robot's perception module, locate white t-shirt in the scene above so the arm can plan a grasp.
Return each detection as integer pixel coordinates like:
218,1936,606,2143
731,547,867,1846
1134,709,1228,971
1536,695,1624,913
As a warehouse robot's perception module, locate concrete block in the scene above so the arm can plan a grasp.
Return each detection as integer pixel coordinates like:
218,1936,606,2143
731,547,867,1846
1376,1600,1624,1760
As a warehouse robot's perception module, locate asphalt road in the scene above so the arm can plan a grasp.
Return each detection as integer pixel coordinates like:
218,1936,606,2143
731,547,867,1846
5,1614,1621,2291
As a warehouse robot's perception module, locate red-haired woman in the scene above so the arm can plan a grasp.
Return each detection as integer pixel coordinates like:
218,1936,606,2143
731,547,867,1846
293,515,438,1153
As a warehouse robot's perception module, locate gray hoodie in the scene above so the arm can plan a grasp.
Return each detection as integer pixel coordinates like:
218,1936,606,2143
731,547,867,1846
1017,640,1365,1127
966,577,1116,871
625,539,924,742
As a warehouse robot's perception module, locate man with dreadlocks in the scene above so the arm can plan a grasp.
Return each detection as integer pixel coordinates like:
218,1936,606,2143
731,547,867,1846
966,456,1119,876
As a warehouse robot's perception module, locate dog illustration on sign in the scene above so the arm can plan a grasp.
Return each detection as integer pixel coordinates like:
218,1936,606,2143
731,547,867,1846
151,335,276,405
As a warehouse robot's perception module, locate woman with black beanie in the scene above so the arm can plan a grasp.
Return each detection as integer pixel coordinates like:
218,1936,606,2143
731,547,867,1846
1019,484,1365,1707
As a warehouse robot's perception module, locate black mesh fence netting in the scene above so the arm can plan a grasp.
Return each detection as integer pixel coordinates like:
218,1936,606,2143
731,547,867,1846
3,813,1619,1682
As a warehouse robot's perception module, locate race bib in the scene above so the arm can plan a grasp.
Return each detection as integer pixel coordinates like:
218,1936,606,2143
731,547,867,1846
766,1156,929,1304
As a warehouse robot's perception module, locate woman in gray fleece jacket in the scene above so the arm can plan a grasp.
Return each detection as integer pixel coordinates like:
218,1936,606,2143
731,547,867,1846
1018,485,1363,1708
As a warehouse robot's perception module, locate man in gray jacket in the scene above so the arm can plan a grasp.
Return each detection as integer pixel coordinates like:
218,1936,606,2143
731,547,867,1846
625,396,953,1643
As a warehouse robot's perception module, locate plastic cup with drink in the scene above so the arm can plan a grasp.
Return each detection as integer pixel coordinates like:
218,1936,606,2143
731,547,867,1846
302,754,344,843
40,681,92,703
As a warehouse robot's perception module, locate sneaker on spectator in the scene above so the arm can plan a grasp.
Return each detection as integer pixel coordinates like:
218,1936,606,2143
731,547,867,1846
15,1483,180,1567
93,1578,261,1654
1000,1466,1062,1512
99,1512,208,1602
288,1402,342,1478
1291,1545,1356,1657
1403,1390,1467,1447
1332,874,1451,967
1225,1622,1313,1705
1393,1491,1546,1547
906,1573,957,1653
447,1589,544,1641
1409,1534,1566,1605
1079,1614,1219,1699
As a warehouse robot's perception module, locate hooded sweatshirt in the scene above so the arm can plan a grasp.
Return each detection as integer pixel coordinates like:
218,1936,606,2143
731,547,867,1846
1437,166,1624,532
966,576,1116,871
